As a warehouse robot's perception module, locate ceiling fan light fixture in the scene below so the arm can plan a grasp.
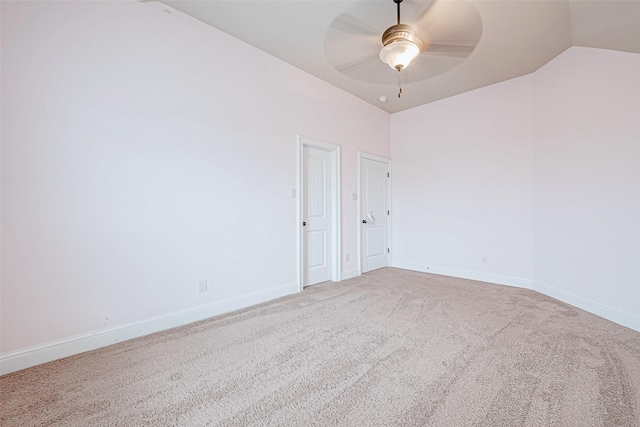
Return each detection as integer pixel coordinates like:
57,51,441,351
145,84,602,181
379,40,421,71
379,24,423,71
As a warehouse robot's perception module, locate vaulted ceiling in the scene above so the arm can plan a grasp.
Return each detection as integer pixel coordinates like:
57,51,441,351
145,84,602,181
155,0,640,113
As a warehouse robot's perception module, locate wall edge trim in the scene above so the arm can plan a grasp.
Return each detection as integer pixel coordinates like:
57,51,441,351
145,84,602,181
533,280,640,332
391,260,639,332
0,283,299,375
391,260,533,289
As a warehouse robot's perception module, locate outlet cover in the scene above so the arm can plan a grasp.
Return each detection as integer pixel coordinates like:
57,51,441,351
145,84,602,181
198,279,208,292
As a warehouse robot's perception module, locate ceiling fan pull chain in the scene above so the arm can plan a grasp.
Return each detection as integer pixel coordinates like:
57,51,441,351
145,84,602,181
380,0,421,95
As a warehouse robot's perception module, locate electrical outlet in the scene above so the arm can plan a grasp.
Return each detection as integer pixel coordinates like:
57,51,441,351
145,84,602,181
198,279,208,292
481,255,488,264
345,253,350,261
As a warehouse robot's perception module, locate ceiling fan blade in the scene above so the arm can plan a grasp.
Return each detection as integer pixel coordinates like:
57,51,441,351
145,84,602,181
325,0,482,85
335,53,380,74
415,2,483,55
325,11,382,82
423,43,476,58
330,13,379,36
409,0,437,28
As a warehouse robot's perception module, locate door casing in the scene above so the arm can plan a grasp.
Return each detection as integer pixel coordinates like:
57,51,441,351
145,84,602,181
297,136,341,291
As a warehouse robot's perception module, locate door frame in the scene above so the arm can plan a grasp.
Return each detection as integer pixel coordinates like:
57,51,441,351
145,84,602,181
297,136,341,291
357,151,392,275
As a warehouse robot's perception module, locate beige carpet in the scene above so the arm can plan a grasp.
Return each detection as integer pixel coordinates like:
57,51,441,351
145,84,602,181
1,268,639,426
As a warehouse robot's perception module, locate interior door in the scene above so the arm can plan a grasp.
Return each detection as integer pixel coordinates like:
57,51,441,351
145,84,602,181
303,146,332,286
361,157,389,273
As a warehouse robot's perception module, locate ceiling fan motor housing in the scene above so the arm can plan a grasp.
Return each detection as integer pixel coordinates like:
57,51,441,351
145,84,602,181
381,24,423,51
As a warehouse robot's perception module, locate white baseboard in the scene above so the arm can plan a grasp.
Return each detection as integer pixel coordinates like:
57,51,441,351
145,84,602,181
391,260,533,289
533,281,640,332
0,283,299,376
341,268,360,280
391,260,639,333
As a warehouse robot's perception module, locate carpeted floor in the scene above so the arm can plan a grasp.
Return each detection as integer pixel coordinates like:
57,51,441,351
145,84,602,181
1,267,639,426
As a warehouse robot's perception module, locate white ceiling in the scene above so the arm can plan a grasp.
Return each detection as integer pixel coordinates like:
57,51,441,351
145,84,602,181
156,0,640,113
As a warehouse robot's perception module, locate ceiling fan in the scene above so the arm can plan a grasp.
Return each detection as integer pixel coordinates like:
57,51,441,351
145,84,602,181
324,0,483,95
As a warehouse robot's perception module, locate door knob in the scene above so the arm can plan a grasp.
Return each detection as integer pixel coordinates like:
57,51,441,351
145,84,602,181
362,220,367,224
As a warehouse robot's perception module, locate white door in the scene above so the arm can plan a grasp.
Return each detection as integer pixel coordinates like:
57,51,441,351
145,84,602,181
361,157,389,273
303,146,332,286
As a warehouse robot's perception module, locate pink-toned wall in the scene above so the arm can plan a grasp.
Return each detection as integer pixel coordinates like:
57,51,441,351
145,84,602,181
2,0,638,373
390,76,535,284
0,1,389,357
391,47,640,329
533,47,640,321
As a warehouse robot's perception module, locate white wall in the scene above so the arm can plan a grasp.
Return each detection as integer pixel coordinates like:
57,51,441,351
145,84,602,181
391,46,640,329
0,0,389,361
533,47,640,323
390,76,535,286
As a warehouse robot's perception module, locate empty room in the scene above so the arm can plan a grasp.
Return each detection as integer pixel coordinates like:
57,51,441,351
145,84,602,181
1,0,639,425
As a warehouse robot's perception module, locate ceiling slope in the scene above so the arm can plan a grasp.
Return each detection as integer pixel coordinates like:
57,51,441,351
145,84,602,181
156,0,640,113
